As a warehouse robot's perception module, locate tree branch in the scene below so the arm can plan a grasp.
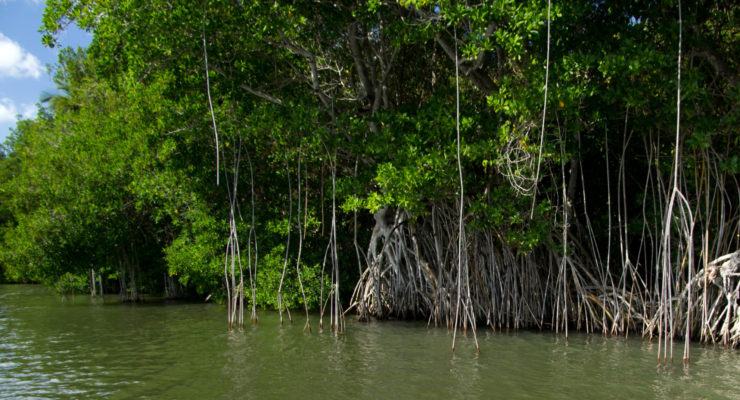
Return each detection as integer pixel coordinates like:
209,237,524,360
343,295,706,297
435,34,497,93
694,47,739,86
210,65,283,105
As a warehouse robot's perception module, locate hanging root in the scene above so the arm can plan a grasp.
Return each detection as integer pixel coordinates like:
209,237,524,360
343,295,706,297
497,121,539,197
352,204,563,333
350,202,740,350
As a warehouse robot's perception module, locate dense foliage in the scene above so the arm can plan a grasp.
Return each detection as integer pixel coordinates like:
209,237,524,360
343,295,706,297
1,0,738,347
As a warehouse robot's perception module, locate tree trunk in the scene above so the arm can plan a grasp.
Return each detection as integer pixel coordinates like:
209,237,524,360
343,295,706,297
89,268,96,297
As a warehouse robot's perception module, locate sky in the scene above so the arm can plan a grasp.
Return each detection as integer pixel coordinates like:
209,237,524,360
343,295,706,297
0,0,91,146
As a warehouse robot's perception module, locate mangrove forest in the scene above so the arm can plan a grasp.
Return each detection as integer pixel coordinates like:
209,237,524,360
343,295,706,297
1,0,738,363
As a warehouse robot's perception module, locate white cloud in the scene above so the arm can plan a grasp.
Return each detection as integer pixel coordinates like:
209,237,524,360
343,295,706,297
0,98,37,123
0,1,43,5
20,103,37,119
0,32,44,79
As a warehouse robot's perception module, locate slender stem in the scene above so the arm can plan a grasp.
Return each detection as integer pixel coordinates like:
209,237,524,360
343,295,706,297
202,1,219,186
294,146,311,332
531,0,551,218
247,148,258,323
278,160,292,325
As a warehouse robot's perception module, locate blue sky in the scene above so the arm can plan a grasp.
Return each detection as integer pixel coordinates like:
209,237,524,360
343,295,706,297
0,0,91,145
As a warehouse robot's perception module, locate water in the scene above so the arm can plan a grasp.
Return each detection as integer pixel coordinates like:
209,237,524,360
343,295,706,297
1,284,738,399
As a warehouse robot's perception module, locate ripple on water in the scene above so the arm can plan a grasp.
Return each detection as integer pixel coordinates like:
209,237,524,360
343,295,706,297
1,285,739,400
0,361,20,369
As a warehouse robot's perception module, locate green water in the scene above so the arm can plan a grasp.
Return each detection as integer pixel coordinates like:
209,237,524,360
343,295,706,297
1,285,738,399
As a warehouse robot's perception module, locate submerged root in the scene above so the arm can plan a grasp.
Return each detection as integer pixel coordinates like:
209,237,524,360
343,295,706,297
351,204,740,349
352,204,552,332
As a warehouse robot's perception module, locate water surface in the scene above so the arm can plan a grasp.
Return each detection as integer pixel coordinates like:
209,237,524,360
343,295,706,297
1,285,738,399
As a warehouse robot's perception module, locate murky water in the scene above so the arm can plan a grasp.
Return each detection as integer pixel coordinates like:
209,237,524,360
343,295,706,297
1,284,738,399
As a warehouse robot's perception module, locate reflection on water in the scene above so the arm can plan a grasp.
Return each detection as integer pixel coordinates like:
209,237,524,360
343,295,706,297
1,285,738,399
